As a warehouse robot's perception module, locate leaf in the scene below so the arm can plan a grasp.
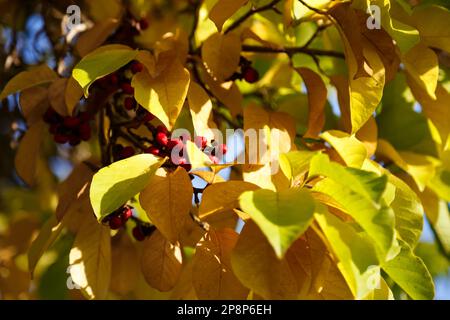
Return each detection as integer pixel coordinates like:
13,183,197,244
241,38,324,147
132,60,190,130
411,5,450,53
309,153,399,261
315,204,381,300
191,170,225,184
355,117,378,158
320,130,368,168
14,121,45,186
296,68,327,138
69,216,111,300
187,81,216,141
185,140,213,170
76,19,120,57
139,167,193,244
19,87,48,126
141,230,183,292
403,43,439,100
239,188,315,258
73,44,138,97
199,181,259,219
65,76,84,115
279,150,318,182
209,0,249,31
28,215,63,277
110,233,139,295
90,154,165,220
192,229,249,299
388,174,423,248
382,240,434,300
85,0,122,22
203,71,243,117
201,32,241,82
0,64,58,100
230,221,299,299
56,161,95,221
48,78,69,116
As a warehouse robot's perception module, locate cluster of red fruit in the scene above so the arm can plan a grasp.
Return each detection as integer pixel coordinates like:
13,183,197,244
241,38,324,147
103,205,154,241
43,108,92,146
230,57,260,83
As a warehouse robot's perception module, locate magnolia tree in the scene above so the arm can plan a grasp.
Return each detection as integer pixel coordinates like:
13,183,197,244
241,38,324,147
0,0,449,300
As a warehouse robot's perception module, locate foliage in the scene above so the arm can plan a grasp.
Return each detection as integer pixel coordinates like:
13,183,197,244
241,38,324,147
0,0,449,300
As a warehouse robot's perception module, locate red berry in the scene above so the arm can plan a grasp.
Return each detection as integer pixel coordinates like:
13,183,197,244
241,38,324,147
49,123,60,134
177,157,192,172
132,226,146,241
130,61,144,74
121,207,133,222
167,138,183,150
141,112,154,123
43,107,62,124
69,135,81,146
243,67,259,83
124,97,136,110
145,146,161,156
139,18,149,31
63,116,81,128
79,123,91,141
109,215,123,230
156,125,169,134
218,144,228,155
108,73,119,86
79,112,92,123
54,134,69,144
121,83,134,95
194,136,208,150
118,146,135,160
156,132,169,146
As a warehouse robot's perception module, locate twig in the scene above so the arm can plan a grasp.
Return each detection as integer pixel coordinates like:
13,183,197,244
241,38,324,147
225,0,282,34
297,0,329,16
241,44,344,59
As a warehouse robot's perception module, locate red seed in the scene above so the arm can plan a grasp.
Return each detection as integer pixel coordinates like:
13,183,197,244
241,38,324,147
69,135,81,146
139,18,149,31
156,132,169,146
145,146,161,156
167,138,183,150
63,116,81,128
121,83,134,95
132,226,146,241
79,123,91,141
109,216,123,230
156,125,169,134
243,67,259,84
130,61,144,74
119,146,135,160
121,207,133,222
218,144,228,155
54,134,69,144
124,97,136,110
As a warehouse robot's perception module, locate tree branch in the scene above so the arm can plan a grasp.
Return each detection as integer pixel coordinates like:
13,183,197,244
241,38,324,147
241,44,344,59
225,0,282,34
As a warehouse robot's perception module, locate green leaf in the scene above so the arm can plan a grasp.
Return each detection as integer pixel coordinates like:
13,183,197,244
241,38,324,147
0,64,58,100
428,168,450,202
89,154,165,220
310,153,399,261
279,150,318,181
388,175,424,248
315,204,380,300
320,130,367,168
382,240,435,300
72,45,138,97
239,188,315,258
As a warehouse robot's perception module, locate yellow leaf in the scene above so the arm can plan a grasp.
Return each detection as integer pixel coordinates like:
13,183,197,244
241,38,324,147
14,121,45,186
132,60,190,130
242,104,296,191
136,50,157,77
202,32,241,82
139,167,193,244
0,64,58,100
377,139,439,191
185,140,213,170
69,216,111,300
320,130,368,168
356,117,378,158
19,87,48,126
403,43,439,101
85,0,122,22
56,161,95,221
187,81,216,141
198,181,259,220
209,0,249,31
65,76,84,116
192,229,249,299
76,19,120,57
231,221,299,299
48,78,69,116
190,170,225,184
110,233,139,295
141,230,183,292
412,5,450,53
296,68,327,138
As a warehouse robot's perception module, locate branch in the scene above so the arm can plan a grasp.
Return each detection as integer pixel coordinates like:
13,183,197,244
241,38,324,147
225,0,282,34
241,44,344,59
297,0,329,16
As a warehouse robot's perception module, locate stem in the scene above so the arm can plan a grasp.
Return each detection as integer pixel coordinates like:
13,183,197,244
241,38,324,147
241,44,344,59
225,0,282,34
297,0,329,16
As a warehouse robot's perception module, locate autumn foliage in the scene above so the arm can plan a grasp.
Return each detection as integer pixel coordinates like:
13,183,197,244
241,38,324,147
0,0,450,300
